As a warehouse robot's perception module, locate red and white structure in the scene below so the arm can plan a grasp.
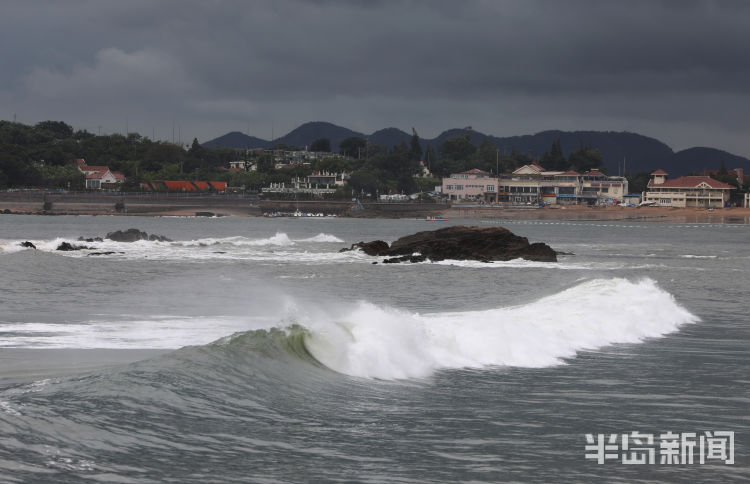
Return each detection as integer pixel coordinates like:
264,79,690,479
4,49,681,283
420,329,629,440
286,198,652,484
76,159,126,190
642,170,734,208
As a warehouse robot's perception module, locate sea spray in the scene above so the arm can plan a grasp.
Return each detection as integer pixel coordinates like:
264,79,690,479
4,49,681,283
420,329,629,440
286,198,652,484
304,278,699,379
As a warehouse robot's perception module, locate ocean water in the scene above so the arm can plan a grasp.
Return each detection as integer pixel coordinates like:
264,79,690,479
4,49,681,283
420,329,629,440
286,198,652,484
0,214,747,483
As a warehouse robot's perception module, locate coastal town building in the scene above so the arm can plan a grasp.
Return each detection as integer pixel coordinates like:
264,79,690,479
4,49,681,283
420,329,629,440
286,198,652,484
75,158,125,190
442,164,628,205
261,171,349,197
642,170,734,208
442,169,493,201
228,160,256,171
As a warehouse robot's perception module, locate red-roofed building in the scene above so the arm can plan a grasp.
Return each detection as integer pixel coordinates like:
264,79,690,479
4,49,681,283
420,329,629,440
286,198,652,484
643,171,735,208
76,158,126,190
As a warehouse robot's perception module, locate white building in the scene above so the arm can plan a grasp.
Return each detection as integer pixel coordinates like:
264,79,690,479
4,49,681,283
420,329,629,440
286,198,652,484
76,159,125,190
442,169,493,201
443,164,628,205
642,170,734,208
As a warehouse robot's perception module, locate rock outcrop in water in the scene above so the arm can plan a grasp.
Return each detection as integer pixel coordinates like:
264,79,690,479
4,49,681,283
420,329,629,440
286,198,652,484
20,241,37,249
56,242,91,251
342,225,557,263
105,228,172,242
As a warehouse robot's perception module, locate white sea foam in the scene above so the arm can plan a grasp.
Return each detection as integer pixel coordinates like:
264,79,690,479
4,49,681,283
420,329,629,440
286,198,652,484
297,233,344,243
1,232,351,262
429,258,614,270
0,239,27,254
0,316,269,349
304,277,699,379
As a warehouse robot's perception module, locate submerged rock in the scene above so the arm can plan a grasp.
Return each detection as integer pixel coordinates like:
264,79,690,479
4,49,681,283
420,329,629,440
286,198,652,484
78,237,104,242
57,242,91,251
20,241,37,249
106,228,172,242
344,225,557,263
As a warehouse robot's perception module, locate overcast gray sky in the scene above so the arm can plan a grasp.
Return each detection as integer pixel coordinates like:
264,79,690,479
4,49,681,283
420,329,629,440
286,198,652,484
1,0,748,156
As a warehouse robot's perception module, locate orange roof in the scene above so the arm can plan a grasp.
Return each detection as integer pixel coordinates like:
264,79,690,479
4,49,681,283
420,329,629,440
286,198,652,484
651,169,669,175
163,180,197,191
209,181,227,191
560,170,580,175
85,169,108,179
193,181,210,190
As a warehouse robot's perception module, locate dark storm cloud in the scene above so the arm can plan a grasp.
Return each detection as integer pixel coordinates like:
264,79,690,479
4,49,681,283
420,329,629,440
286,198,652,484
1,0,749,155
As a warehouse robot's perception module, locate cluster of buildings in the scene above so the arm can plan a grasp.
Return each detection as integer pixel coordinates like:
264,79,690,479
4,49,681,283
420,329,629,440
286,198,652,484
442,164,630,206
442,164,743,208
228,148,344,172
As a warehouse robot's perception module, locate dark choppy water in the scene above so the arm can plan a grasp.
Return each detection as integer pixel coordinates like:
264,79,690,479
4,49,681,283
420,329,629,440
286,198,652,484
0,215,747,482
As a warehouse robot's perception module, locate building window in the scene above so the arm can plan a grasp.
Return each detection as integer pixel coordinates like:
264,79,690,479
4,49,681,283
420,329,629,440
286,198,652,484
486,185,495,192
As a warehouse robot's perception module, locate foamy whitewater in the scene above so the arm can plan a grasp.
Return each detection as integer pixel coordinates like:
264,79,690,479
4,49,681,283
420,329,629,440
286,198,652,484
0,215,747,482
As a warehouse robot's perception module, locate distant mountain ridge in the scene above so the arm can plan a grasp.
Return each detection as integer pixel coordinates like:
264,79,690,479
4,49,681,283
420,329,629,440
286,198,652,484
203,122,750,177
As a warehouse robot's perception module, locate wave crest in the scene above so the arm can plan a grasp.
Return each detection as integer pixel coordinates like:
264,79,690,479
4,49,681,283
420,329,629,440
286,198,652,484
302,278,698,379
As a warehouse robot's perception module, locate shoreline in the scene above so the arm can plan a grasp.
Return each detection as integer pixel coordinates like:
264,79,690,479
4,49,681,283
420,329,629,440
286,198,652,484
1,192,749,224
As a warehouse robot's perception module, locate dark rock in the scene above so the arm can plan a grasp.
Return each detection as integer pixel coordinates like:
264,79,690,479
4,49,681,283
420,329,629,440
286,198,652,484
383,254,428,264
195,211,215,217
344,225,557,263
78,237,104,242
88,251,119,256
57,242,91,251
106,228,172,242
340,240,390,256
3,209,12,214
20,241,37,249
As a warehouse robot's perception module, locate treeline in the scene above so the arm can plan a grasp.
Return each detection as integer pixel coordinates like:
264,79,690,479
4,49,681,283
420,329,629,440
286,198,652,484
0,120,239,190
1,120,608,198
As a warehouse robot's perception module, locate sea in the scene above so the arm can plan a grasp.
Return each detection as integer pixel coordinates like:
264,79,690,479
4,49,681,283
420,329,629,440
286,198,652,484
0,214,747,483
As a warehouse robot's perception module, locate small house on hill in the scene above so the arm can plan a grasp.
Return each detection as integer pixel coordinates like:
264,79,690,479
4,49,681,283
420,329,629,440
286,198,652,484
76,159,125,190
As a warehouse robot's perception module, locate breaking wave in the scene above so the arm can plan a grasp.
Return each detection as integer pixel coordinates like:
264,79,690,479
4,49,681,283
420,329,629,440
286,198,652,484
213,277,697,379
0,277,697,380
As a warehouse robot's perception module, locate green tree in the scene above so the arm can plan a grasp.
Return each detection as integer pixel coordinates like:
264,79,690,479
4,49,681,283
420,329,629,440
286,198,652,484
540,139,566,171
409,128,422,162
348,169,381,198
626,170,652,194
340,136,367,158
34,121,73,140
310,138,331,152
567,142,604,172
